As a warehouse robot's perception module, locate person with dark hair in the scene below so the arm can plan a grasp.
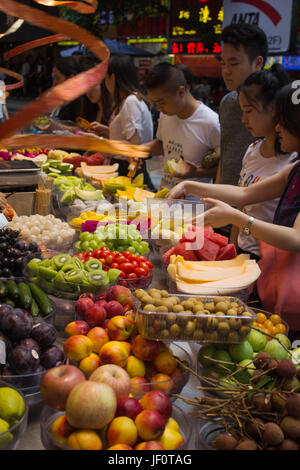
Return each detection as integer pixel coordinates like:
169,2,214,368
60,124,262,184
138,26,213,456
144,62,220,188
90,55,154,187
175,64,204,101
82,81,112,129
216,24,268,188
51,57,82,122
167,65,296,259
169,82,300,331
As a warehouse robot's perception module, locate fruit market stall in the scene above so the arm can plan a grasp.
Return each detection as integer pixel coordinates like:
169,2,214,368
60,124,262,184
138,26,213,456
0,150,299,452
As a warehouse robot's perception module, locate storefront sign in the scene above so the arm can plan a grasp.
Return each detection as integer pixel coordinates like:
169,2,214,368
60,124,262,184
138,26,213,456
171,40,221,55
223,0,294,53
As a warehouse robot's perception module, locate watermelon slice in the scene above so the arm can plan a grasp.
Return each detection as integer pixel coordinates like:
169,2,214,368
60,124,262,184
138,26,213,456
180,231,196,243
207,231,229,247
216,243,237,261
195,239,220,261
162,246,177,264
173,242,198,261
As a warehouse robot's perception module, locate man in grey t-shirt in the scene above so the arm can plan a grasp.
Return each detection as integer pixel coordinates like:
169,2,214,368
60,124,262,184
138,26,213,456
216,24,268,187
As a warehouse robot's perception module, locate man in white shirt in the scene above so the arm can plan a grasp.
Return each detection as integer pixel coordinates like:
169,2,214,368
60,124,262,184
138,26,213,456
0,81,8,122
144,63,220,186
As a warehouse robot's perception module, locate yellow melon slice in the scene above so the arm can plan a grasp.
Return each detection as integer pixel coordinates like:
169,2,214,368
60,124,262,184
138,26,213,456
175,263,261,295
133,188,155,202
81,162,119,176
177,253,251,270
167,264,177,281
176,261,246,282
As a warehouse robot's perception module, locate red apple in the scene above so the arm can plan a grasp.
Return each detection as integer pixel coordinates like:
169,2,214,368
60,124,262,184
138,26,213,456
40,364,86,411
84,304,107,327
89,364,131,400
79,292,97,302
135,409,165,441
131,335,160,361
64,320,90,337
75,297,94,319
106,300,124,319
130,376,151,397
140,390,172,421
95,299,109,313
106,285,133,306
116,396,143,420
135,440,164,450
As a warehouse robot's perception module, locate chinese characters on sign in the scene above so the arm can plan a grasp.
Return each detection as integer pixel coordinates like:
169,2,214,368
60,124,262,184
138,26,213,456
171,41,221,55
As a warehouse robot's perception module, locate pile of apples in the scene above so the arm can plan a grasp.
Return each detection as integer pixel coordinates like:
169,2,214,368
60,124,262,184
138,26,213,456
40,364,185,450
63,285,186,396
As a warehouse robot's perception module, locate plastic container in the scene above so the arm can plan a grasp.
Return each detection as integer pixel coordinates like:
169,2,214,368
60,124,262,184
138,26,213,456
0,381,29,450
196,420,225,450
130,343,191,401
0,342,66,406
40,403,192,450
134,291,256,343
103,268,152,291
248,307,289,336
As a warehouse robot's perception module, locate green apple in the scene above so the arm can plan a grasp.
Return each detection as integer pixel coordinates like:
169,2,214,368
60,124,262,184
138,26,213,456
248,329,267,352
263,339,289,360
198,345,217,368
275,333,291,350
229,341,253,363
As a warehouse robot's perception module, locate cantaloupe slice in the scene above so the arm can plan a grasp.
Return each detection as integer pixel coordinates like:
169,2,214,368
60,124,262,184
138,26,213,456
175,263,261,295
167,263,177,281
81,162,119,176
176,261,246,282
177,253,251,270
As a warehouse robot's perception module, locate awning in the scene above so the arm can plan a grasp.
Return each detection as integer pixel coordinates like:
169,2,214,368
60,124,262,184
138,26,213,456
174,55,222,78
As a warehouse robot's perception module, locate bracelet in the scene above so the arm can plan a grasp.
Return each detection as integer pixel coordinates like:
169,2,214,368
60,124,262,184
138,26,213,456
243,216,255,236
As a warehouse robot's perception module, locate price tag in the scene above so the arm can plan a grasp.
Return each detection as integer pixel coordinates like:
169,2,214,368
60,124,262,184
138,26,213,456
0,339,6,364
0,213,8,229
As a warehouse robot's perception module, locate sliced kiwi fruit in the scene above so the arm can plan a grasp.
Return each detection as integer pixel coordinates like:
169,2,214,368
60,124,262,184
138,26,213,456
52,254,72,270
64,269,84,284
84,259,103,272
87,271,108,286
38,266,59,280
38,259,53,268
53,271,69,291
72,257,83,270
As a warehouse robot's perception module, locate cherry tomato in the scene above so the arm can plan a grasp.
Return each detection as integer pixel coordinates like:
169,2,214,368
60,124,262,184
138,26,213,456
119,262,134,274
115,255,127,264
127,272,137,279
92,249,102,258
134,267,147,277
119,271,126,279
137,255,148,263
110,251,119,257
111,262,120,269
138,262,150,273
99,258,106,265
145,260,153,270
131,260,139,268
105,255,114,266
127,253,137,261
122,251,132,258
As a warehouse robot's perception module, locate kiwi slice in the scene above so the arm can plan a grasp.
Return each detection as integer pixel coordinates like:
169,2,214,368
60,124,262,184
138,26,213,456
52,254,72,270
53,271,69,291
84,259,103,272
87,271,108,286
38,259,52,268
38,266,59,281
72,257,83,270
64,269,84,284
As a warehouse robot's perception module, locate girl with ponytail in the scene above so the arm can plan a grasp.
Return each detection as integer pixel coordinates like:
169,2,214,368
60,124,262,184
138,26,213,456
168,65,297,259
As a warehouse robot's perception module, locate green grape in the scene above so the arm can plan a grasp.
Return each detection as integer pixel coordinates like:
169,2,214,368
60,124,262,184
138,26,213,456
140,241,149,251
82,240,92,251
89,240,99,250
127,246,136,254
80,231,93,242
74,241,81,251
94,231,105,242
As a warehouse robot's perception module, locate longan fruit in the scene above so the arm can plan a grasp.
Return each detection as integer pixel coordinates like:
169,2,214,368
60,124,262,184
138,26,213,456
173,304,184,313
141,295,154,305
160,290,169,298
184,320,196,336
160,329,170,339
215,302,229,314
182,300,194,311
205,331,219,342
155,305,168,313
143,304,156,311
227,308,238,316
167,313,177,325
170,323,181,338
193,329,204,341
205,302,215,313
228,331,240,343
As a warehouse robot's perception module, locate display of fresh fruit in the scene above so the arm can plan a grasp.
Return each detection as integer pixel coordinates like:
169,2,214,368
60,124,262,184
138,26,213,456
76,247,153,290
167,253,261,295
0,228,41,278
52,175,105,205
63,152,105,170
134,289,255,343
41,159,74,177
0,385,26,449
0,305,65,381
77,162,118,182
0,280,54,317
26,253,121,298
102,174,146,195
162,226,236,261
74,223,149,256
7,214,75,251
44,379,185,450
252,311,287,338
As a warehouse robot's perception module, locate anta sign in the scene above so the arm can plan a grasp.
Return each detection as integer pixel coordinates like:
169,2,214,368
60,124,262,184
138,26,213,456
223,0,293,52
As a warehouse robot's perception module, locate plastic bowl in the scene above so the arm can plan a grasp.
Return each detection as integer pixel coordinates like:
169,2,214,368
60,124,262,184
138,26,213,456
130,343,192,401
134,292,255,343
40,402,192,450
248,307,289,336
0,341,66,407
0,381,29,450
196,419,225,450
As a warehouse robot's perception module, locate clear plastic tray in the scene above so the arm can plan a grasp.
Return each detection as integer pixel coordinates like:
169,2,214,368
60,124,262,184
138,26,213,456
134,291,256,343
0,381,29,450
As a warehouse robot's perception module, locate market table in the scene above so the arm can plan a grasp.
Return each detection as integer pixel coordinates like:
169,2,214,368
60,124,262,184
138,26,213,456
16,251,203,451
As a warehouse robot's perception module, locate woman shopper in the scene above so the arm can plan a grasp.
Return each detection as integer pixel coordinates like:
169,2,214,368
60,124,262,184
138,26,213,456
90,54,154,188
